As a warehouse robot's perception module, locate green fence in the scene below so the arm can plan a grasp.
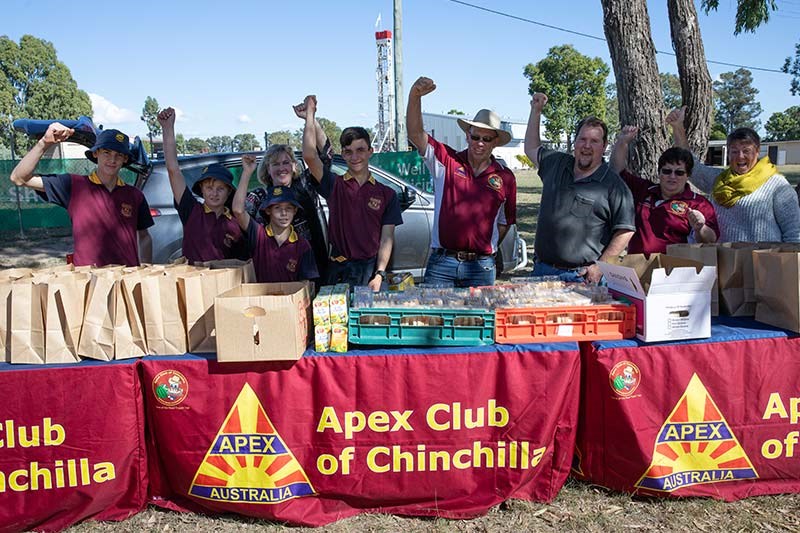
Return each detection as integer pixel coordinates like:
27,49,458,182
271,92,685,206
369,152,432,193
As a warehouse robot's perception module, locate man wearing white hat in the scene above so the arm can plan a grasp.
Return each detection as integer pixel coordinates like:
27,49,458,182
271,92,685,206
407,76,517,287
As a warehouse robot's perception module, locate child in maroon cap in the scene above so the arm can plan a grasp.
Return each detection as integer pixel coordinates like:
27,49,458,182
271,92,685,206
233,155,318,283
158,107,244,263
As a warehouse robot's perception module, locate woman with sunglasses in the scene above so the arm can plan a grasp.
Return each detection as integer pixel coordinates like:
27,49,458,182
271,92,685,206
668,106,800,243
610,125,719,254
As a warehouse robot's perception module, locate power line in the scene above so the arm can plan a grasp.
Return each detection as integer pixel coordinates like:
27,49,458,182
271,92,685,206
446,0,788,74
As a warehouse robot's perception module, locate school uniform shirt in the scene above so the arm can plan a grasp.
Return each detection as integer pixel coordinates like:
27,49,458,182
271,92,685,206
317,168,403,261
247,219,319,282
38,172,154,267
621,170,720,254
176,187,243,263
421,136,517,255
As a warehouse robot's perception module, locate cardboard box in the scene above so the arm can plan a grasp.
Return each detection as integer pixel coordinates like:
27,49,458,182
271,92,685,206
214,281,313,362
598,254,716,342
666,243,719,316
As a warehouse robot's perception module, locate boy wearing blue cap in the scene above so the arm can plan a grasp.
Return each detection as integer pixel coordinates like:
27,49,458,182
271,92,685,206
233,155,319,282
10,122,154,267
157,107,243,262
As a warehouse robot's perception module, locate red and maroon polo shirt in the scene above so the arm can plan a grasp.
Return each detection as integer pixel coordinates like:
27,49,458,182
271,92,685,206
422,136,516,255
40,172,154,267
177,187,243,263
621,170,720,254
318,168,403,261
247,220,319,282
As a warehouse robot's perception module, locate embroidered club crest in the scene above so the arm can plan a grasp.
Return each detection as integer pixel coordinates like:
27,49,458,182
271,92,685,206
368,197,382,210
286,259,298,273
120,202,133,218
487,174,502,191
224,233,235,248
609,360,641,397
670,201,688,215
115,133,125,142
152,370,189,407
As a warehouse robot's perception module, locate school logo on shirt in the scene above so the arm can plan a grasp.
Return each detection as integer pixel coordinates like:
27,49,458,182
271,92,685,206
454,166,469,180
669,201,689,215
120,202,133,218
368,196,383,211
224,232,236,248
487,174,503,191
609,361,641,398
286,258,298,273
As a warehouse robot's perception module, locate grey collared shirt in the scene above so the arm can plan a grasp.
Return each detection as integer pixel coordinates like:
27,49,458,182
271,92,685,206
534,148,635,267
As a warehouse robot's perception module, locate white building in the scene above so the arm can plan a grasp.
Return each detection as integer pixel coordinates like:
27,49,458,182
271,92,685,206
422,112,529,169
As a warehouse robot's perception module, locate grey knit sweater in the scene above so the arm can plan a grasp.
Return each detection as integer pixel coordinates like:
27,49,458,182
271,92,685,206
690,161,800,243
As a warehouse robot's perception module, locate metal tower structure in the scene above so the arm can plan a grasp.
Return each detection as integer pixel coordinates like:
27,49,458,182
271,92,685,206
375,30,395,152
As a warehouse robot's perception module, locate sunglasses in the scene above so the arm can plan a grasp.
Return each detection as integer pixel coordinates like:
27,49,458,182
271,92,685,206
469,133,497,143
659,168,687,177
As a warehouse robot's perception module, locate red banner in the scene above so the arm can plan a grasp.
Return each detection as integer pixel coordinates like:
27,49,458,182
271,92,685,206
575,326,800,500
0,361,147,532
141,344,579,526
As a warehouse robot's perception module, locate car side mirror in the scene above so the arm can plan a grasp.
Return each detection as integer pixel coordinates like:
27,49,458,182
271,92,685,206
399,186,417,211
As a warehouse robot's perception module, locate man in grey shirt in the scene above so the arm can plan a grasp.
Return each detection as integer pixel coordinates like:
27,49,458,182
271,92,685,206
524,92,636,283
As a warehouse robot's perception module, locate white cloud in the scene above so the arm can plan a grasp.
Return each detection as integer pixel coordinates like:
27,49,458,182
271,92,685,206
238,114,253,124
89,93,138,124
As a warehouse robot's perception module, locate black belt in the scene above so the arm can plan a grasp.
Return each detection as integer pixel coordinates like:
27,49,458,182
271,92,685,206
433,248,495,262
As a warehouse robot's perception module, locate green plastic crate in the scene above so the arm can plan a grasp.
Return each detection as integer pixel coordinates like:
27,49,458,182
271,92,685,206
348,307,494,346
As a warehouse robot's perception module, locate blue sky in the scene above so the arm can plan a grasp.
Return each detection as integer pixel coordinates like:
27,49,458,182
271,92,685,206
3,0,799,141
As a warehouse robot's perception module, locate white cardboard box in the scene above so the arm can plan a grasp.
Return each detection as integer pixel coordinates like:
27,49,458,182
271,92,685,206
598,255,716,342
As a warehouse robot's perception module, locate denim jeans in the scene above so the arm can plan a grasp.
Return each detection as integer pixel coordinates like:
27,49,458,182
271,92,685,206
325,257,376,287
532,260,588,283
423,249,496,288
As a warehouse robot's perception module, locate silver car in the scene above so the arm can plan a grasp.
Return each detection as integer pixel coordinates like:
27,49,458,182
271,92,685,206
136,152,528,278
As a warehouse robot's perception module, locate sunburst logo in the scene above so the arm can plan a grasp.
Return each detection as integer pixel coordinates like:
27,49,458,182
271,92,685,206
188,383,315,504
635,373,757,492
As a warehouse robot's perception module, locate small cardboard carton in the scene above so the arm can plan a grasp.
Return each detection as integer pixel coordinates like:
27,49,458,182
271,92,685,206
214,281,313,362
598,254,716,342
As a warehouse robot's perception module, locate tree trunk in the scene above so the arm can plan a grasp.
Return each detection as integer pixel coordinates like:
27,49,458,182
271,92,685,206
601,0,669,180
668,0,713,159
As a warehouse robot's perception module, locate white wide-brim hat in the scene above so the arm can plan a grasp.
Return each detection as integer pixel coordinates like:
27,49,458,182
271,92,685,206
457,109,512,146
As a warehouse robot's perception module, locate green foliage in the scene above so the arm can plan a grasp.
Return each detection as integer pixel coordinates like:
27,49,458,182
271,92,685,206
605,84,620,138
446,109,466,116
175,133,186,154
710,122,728,140
713,68,762,133
782,43,800,96
702,0,776,35
206,136,233,153
765,106,800,141
268,130,297,148
523,44,610,149
660,73,682,109
141,96,161,139
514,154,533,168
0,35,92,153
233,133,260,151
186,137,209,154
318,117,343,153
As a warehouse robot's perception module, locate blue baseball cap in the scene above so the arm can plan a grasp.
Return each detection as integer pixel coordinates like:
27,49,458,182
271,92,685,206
259,185,302,214
192,164,235,196
85,129,134,162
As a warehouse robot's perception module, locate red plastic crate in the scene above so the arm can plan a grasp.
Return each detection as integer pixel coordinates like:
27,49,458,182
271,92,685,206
494,303,635,344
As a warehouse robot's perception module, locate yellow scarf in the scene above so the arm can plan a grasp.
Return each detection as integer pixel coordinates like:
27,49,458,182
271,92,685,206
712,156,775,208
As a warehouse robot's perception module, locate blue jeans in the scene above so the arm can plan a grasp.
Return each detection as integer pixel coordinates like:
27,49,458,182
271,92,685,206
424,249,496,288
325,257,376,287
532,260,588,283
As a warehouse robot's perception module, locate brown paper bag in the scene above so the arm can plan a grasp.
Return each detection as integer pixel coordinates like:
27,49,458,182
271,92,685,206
178,268,242,353
753,248,800,332
141,271,186,355
116,271,148,359
666,243,720,316
77,272,117,361
717,242,782,316
200,259,256,283
10,278,46,364
0,268,33,362
41,272,91,364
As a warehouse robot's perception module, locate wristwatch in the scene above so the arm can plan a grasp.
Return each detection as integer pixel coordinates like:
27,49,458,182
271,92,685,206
374,270,387,280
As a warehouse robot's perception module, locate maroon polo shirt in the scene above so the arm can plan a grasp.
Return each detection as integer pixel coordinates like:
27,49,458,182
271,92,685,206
422,137,516,254
247,220,319,282
40,173,154,267
177,187,243,263
318,168,403,261
621,170,719,254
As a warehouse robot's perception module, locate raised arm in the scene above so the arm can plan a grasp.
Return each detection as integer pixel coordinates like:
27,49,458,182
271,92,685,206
233,154,257,230
293,100,329,160
667,106,718,193
667,106,689,149
10,122,74,192
610,125,639,174
157,107,186,203
299,95,324,182
406,76,435,154
524,93,548,163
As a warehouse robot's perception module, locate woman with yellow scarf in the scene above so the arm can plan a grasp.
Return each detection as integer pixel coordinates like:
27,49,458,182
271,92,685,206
669,107,800,243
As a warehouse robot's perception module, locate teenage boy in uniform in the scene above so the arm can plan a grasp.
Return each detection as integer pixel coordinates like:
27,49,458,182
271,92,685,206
233,155,318,283
299,94,402,291
10,123,153,266
157,107,243,262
